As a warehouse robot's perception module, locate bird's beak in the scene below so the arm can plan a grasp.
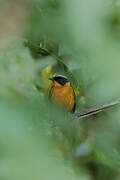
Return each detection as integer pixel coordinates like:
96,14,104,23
48,77,53,81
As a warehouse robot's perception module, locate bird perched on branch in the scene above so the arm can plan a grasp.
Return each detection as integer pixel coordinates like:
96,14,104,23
49,74,120,118
49,75,76,113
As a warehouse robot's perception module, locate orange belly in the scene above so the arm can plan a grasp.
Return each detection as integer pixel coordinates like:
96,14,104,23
51,84,75,112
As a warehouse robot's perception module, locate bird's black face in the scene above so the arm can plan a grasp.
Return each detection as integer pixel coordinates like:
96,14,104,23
50,75,69,86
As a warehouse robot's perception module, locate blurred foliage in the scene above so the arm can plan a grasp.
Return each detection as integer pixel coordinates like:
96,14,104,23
0,0,120,180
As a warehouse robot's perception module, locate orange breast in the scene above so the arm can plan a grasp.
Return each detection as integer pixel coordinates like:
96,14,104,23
51,82,75,112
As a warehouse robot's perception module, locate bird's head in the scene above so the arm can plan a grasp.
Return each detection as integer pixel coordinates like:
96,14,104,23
49,75,69,86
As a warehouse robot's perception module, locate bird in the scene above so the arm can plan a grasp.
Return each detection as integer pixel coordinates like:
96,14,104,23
49,75,76,113
49,75,120,118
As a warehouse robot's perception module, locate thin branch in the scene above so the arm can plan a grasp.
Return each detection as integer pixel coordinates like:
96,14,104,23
74,98,120,119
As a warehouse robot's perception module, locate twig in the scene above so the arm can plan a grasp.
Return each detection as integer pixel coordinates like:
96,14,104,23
74,98,120,119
